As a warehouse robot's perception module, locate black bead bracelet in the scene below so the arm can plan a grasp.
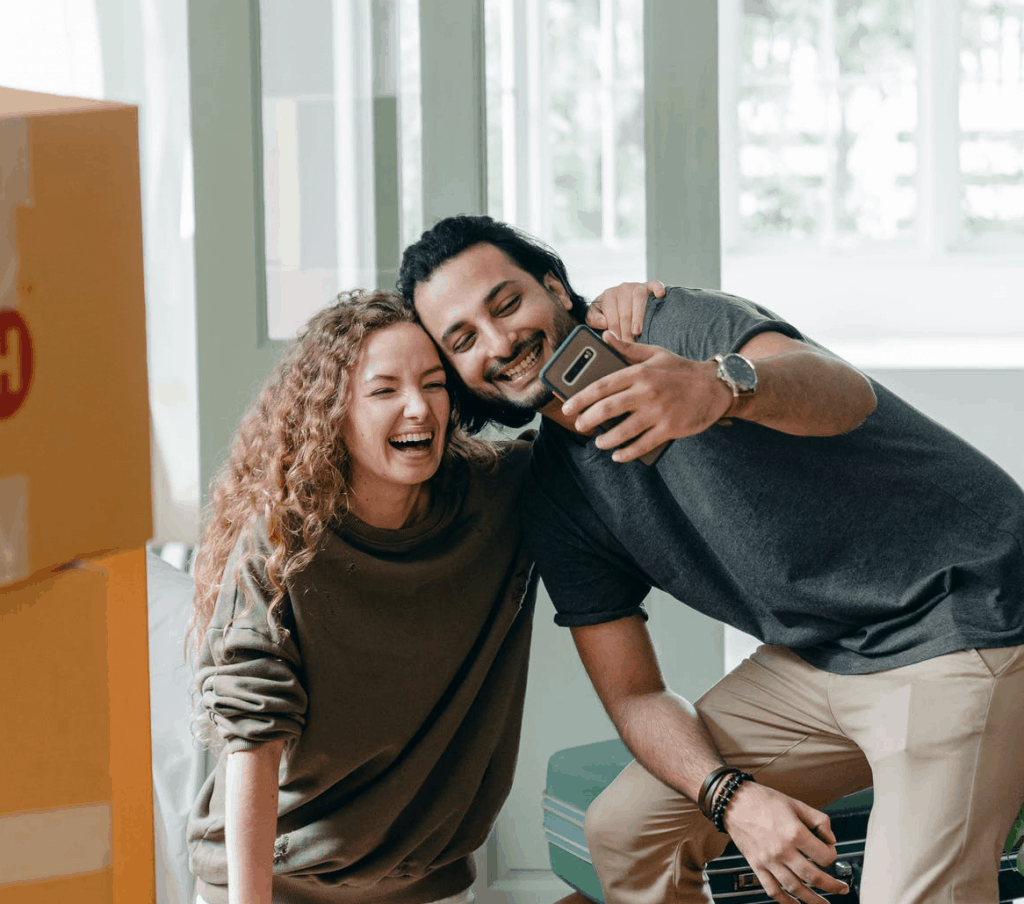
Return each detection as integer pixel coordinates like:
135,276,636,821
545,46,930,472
711,770,755,832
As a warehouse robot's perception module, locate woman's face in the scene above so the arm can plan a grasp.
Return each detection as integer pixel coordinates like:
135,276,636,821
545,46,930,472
341,321,450,502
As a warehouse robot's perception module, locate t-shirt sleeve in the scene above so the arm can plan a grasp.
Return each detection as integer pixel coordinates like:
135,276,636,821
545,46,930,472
195,525,308,753
645,287,805,361
524,452,652,628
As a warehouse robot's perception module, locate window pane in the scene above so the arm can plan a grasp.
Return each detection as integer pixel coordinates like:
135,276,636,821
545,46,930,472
738,0,917,248
399,0,423,248
261,0,421,338
835,0,914,76
547,0,602,85
549,88,605,241
260,0,342,340
837,80,918,240
485,0,508,221
960,0,1024,245
485,0,647,299
741,0,821,85
738,83,827,239
615,86,645,240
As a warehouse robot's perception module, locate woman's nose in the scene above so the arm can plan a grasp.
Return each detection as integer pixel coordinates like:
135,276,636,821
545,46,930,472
404,390,429,417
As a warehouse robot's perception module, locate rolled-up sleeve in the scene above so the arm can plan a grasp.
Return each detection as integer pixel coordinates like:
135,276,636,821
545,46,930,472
198,624,308,752
194,523,309,753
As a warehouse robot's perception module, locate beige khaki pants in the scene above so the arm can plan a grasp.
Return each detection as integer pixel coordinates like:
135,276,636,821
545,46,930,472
196,891,474,904
585,643,1024,904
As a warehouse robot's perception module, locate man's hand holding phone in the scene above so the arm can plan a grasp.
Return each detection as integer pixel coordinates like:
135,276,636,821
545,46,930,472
561,333,734,464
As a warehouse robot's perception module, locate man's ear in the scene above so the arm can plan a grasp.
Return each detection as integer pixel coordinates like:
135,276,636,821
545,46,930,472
543,272,573,310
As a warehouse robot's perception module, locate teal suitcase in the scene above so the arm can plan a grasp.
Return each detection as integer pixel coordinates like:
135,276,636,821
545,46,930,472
543,739,1024,903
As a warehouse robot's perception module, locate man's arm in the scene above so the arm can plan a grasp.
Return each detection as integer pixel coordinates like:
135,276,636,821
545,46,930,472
572,616,850,904
225,739,284,904
563,331,877,464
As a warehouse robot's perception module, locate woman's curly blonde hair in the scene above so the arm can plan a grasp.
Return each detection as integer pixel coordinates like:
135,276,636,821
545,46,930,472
186,290,497,662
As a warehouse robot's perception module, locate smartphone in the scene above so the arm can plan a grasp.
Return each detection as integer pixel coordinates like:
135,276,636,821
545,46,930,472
540,325,668,466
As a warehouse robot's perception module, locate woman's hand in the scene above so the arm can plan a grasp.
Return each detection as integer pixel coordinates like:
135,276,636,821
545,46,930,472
586,279,666,340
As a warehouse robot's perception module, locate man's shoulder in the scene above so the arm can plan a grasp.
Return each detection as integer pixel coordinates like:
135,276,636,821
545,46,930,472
651,286,788,325
644,286,801,357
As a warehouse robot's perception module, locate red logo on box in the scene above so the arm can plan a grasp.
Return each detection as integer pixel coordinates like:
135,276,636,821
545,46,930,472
0,309,33,419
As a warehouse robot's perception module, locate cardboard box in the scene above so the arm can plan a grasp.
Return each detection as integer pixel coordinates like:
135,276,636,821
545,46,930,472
0,86,152,586
0,87,154,903
0,550,152,904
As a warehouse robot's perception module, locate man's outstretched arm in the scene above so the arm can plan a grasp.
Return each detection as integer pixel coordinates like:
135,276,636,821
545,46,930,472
571,615,850,904
564,331,877,464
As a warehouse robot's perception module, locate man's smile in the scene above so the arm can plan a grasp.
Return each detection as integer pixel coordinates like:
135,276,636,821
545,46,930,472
491,334,544,386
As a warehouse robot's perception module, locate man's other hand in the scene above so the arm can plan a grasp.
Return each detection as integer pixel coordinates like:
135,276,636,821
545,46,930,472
723,782,849,904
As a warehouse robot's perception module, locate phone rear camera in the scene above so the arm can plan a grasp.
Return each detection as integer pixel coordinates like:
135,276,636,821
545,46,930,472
565,348,594,385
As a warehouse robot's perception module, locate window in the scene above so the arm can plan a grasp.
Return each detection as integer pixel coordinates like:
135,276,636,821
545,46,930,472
730,0,919,249
484,0,648,299
724,0,1024,252
263,0,1024,354
960,0,1024,247
719,0,1024,359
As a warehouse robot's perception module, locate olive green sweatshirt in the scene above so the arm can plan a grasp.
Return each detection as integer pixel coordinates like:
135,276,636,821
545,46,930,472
188,442,536,904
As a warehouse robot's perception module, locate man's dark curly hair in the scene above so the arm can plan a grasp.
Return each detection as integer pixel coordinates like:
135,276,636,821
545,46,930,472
397,215,588,434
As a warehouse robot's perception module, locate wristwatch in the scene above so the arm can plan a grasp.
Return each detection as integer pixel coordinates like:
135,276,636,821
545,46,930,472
712,352,758,397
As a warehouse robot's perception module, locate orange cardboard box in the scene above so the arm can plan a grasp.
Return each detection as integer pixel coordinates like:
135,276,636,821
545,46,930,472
0,87,154,903
0,550,152,904
0,86,151,585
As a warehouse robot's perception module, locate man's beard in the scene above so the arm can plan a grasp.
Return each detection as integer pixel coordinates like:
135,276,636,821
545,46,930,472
477,298,578,416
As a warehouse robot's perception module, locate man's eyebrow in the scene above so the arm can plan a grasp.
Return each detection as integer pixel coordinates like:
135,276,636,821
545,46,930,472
439,280,518,345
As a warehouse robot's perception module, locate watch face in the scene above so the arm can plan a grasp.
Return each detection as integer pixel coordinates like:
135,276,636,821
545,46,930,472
721,354,757,393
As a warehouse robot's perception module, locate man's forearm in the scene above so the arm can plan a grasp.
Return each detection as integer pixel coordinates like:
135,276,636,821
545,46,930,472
610,688,726,802
728,347,877,437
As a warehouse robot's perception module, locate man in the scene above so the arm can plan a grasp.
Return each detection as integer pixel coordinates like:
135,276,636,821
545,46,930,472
397,215,1024,904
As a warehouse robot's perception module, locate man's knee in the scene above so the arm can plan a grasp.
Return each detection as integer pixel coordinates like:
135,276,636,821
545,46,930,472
584,784,629,856
583,775,709,859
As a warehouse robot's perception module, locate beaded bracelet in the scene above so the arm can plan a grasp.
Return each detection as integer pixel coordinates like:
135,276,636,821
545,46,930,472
698,766,739,820
711,771,754,832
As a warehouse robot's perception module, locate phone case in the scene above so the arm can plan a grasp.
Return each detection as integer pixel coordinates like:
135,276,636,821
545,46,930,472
540,325,667,466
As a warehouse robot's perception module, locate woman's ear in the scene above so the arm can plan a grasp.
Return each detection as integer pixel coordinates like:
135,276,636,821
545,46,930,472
543,272,573,310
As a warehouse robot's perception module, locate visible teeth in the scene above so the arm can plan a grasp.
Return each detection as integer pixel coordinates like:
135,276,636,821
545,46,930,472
389,431,433,445
503,345,540,381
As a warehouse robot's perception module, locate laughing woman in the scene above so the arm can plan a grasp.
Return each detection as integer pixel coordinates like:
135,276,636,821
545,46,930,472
185,286,657,904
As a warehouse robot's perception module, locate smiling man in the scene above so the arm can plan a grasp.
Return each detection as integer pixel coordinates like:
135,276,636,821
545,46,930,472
398,215,1024,904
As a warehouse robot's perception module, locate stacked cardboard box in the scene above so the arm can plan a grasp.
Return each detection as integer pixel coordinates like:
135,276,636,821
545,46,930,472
0,86,154,904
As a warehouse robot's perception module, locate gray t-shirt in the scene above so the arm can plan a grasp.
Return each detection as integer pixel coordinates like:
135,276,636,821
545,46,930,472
524,287,1024,674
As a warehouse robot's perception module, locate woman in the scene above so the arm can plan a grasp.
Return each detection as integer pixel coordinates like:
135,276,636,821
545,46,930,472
186,286,657,904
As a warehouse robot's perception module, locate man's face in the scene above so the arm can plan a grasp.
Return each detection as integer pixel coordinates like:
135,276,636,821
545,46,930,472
412,242,578,415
